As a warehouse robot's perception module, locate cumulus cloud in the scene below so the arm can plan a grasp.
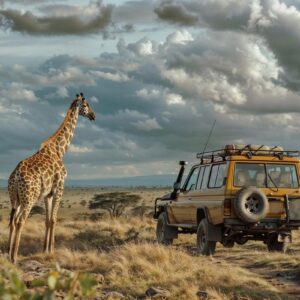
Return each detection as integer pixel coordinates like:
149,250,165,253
0,1,113,35
2,83,38,102
68,144,94,154
154,1,199,25
155,0,300,91
132,118,162,131
91,96,99,103
166,30,194,45
90,70,129,82
127,38,158,56
166,93,185,105
136,88,160,99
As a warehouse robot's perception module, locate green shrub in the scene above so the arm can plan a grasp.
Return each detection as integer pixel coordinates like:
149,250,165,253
0,259,97,299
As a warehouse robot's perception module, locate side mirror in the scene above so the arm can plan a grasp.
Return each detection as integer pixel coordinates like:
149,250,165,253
223,177,227,186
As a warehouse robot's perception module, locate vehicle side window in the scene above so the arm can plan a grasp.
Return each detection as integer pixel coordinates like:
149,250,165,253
200,166,210,190
208,164,227,188
185,167,200,191
196,167,205,189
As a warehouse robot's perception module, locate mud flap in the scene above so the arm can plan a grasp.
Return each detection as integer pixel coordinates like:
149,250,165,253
207,223,222,242
165,214,178,239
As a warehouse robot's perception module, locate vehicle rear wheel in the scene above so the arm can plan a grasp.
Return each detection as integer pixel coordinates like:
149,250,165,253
196,219,216,256
234,187,269,223
222,239,235,248
267,234,289,253
156,212,173,245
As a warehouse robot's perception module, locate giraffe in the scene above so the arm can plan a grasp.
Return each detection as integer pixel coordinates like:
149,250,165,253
7,93,96,263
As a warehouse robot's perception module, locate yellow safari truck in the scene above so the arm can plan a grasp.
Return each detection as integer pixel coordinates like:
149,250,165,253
153,144,300,255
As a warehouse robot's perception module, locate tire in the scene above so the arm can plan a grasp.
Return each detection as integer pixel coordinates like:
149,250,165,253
222,239,235,248
196,219,216,256
267,234,289,253
234,187,269,223
156,212,173,245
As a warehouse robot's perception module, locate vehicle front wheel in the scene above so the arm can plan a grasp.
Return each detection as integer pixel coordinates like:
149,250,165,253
267,234,289,253
196,219,216,256
156,212,173,245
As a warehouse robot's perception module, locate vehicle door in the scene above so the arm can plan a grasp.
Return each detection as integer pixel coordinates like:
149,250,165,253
189,163,228,225
168,166,200,224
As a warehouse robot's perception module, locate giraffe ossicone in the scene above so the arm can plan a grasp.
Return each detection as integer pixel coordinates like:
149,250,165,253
8,93,96,263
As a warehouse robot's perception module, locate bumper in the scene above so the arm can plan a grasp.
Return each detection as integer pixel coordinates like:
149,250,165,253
224,218,300,231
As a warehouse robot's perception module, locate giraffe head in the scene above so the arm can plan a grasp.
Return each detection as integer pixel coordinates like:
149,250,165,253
75,93,96,121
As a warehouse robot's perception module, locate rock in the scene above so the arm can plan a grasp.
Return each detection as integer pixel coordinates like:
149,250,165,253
145,287,171,298
92,272,105,283
196,290,208,299
22,273,35,288
104,291,125,299
20,260,44,272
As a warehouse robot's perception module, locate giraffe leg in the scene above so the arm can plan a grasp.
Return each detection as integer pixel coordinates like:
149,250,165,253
43,195,53,253
10,218,24,264
8,212,16,259
10,205,32,264
8,178,19,258
48,181,64,254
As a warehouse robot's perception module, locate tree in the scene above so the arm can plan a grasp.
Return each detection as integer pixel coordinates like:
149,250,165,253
89,192,141,218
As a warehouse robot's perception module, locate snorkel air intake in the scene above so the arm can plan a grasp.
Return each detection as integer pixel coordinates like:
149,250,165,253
171,161,188,199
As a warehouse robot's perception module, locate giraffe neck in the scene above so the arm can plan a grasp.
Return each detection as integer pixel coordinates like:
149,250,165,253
40,106,79,158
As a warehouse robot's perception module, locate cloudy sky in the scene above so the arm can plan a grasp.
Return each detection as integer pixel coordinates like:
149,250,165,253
1,0,300,181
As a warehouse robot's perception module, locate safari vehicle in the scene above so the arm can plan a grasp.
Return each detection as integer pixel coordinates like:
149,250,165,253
153,144,300,255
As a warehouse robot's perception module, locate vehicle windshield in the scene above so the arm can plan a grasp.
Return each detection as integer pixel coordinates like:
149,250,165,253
234,163,299,188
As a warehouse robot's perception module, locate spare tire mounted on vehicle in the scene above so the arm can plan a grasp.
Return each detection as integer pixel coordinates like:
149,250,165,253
234,187,269,223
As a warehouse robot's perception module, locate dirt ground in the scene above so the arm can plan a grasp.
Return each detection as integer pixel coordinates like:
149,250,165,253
0,187,300,299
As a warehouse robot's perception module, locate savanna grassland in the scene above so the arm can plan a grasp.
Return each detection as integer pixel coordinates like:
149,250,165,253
0,187,300,300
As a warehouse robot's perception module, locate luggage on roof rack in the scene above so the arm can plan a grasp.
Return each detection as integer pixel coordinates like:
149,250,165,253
196,144,299,160
224,144,284,155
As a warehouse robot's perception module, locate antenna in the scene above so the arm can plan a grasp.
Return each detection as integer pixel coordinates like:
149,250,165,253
201,119,216,157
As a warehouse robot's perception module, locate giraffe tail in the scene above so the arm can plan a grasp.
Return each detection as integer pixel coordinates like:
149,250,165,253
8,169,20,227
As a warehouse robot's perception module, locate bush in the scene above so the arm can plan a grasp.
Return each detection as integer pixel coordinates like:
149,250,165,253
89,212,105,222
73,229,124,250
80,200,87,207
130,201,153,220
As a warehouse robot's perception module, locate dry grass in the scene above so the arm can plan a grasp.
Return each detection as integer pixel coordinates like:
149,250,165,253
0,216,295,299
20,243,285,300
0,187,299,299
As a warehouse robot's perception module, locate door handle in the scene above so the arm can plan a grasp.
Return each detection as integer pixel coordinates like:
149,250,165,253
188,198,192,200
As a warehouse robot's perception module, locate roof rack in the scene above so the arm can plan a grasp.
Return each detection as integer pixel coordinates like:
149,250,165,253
196,144,300,162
